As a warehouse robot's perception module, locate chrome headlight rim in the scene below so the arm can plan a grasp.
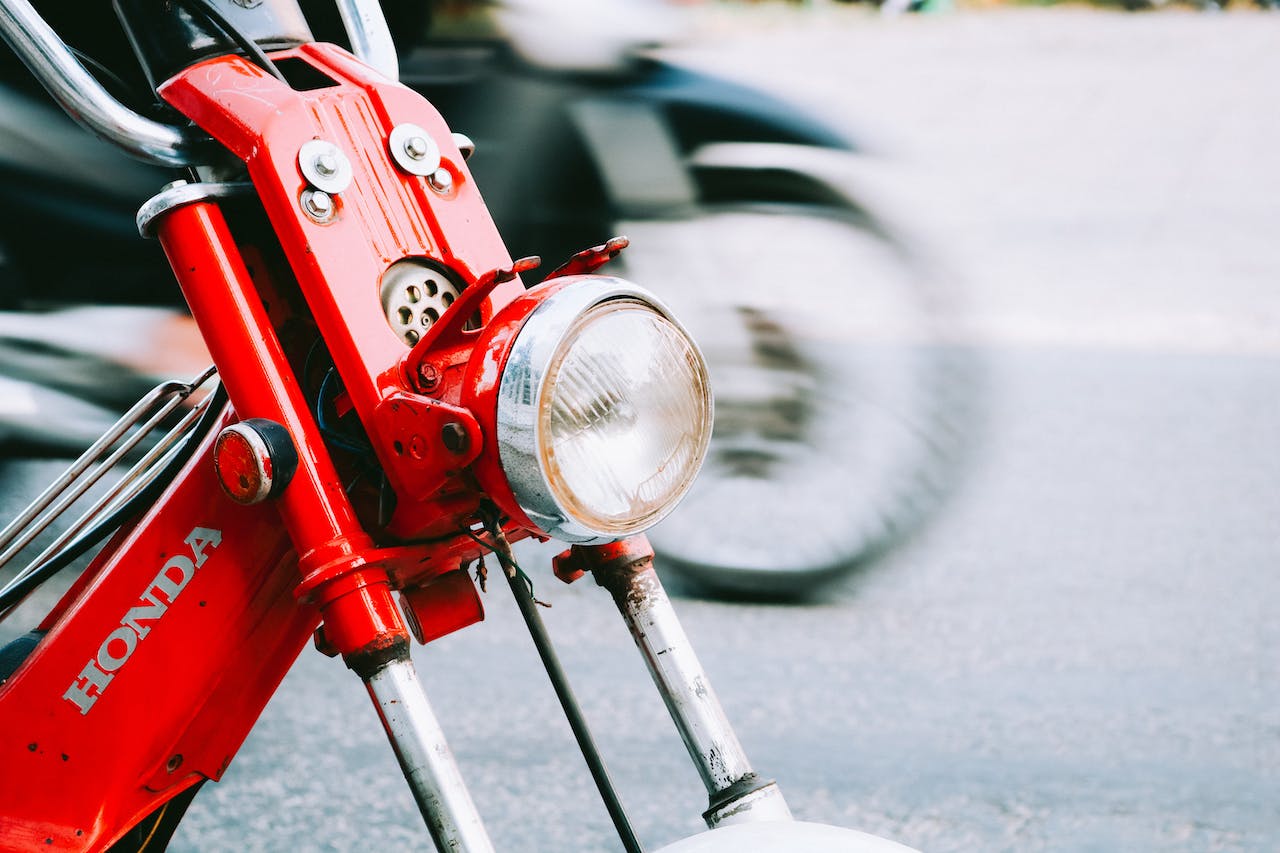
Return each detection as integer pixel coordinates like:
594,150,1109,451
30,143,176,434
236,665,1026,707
496,275,712,544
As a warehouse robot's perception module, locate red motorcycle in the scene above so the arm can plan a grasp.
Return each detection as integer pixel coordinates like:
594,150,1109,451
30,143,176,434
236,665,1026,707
0,0,914,850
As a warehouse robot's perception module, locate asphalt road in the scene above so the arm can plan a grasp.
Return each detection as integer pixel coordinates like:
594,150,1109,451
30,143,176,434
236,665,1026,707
3,6,1278,852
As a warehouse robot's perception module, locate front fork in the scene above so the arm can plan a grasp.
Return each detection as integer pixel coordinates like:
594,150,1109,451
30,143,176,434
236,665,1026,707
368,536,790,850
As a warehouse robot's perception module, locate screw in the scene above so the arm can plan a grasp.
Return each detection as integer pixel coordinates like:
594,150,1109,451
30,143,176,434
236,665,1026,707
314,152,338,176
404,136,430,160
441,422,468,454
166,754,183,773
429,167,453,193
302,190,334,221
419,363,440,389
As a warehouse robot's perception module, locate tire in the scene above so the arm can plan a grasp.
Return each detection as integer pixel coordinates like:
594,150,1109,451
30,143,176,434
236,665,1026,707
614,197,979,598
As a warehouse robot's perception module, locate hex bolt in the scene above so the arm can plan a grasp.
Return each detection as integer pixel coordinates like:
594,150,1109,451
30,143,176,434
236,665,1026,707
314,152,339,176
441,422,468,454
302,190,334,221
429,168,453,193
419,363,441,390
404,136,430,160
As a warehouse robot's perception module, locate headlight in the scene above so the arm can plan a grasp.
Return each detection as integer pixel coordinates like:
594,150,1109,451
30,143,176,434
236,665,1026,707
474,276,713,543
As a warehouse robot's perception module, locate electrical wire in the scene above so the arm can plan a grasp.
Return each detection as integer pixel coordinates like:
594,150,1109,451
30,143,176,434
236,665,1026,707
174,0,289,84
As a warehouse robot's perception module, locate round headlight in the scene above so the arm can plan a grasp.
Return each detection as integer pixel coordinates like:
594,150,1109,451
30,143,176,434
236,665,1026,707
495,277,713,543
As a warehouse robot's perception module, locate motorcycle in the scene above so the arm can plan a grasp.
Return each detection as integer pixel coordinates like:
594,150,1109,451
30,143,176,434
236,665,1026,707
0,0,917,849
0,0,975,598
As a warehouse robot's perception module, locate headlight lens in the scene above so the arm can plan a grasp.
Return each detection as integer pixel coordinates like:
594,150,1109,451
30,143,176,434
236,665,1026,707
496,278,712,543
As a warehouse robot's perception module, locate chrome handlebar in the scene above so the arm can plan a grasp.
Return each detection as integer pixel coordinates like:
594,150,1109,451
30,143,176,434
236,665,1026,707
0,0,398,167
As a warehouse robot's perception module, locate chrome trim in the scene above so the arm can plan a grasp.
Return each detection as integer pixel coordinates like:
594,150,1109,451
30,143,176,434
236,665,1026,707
593,560,793,829
0,366,216,579
366,659,494,852
0,0,208,166
388,123,440,177
136,181,255,237
334,0,398,80
298,139,353,194
495,276,709,544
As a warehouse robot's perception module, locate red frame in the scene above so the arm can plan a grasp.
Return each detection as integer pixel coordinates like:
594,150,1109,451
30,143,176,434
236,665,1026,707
0,46,562,848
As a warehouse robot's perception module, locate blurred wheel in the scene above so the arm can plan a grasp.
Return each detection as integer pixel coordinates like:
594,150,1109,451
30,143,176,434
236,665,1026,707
617,200,977,597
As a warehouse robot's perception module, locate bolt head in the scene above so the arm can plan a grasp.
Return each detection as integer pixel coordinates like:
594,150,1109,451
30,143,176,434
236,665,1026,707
314,152,338,176
404,136,430,160
303,190,334,220
429,168,454,193
441,422,468,454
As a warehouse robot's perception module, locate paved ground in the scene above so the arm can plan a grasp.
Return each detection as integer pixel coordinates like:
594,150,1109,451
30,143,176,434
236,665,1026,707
3,6,1278,852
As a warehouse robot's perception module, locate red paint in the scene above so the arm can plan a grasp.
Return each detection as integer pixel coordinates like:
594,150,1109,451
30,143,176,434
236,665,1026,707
0,44,601,847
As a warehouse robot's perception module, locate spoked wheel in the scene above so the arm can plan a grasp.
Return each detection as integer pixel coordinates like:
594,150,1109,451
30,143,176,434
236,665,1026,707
616,200,977,598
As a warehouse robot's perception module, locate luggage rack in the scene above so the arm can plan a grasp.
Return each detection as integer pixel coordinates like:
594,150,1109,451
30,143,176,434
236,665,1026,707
0,366,219,621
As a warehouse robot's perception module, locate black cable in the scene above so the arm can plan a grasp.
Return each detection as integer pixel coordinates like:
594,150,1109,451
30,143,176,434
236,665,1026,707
68,47,139,104
0,384,228,622
175,0,289,84
477,509,644,853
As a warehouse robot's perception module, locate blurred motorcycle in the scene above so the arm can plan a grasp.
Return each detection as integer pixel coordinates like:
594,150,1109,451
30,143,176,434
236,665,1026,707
0,0,975,597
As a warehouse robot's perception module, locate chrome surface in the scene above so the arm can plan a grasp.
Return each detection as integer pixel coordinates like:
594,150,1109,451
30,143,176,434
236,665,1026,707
365,658,494,853
136,182,255,237
334,0,398,80
601,563,793,827
451,132,475,161
0,367,216,577
300,189,335,223
428,167,454,193
379,259,464,346
389,123,440,176
298,140,353,194
705,783,792,829
6,398,212,598
495,276,699,543
0,0,206,166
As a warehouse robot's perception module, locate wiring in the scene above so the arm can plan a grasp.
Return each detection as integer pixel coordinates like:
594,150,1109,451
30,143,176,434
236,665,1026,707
173,0,288,84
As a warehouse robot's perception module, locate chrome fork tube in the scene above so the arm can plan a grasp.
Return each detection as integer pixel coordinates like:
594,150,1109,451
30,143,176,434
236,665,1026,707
365,658,494,852
587,540,793,828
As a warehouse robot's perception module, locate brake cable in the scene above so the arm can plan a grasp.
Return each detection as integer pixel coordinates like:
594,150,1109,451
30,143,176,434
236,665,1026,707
475,508,645,853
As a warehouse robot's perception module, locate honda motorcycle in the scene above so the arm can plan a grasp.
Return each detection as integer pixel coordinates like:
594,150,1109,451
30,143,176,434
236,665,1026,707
0,0,975,598
0,0,917,849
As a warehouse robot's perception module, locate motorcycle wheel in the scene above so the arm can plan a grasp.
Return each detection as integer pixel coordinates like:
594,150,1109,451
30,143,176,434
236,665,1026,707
616,200,977,598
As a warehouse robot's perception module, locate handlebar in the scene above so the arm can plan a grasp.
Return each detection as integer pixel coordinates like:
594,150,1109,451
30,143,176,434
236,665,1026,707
0,0,397,167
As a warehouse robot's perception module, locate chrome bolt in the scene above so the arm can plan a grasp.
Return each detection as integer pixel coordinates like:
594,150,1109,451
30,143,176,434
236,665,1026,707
302,189,334,222
314,152,339,176
404,136,430,160
428,168,453,193
298,140,352,193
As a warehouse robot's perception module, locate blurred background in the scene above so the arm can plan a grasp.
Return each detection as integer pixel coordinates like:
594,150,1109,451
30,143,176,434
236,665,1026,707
1,1,1278,850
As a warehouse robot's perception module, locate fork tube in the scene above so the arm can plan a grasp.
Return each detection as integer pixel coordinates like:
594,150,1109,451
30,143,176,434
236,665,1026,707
585,537,793,828
366,657,495,853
